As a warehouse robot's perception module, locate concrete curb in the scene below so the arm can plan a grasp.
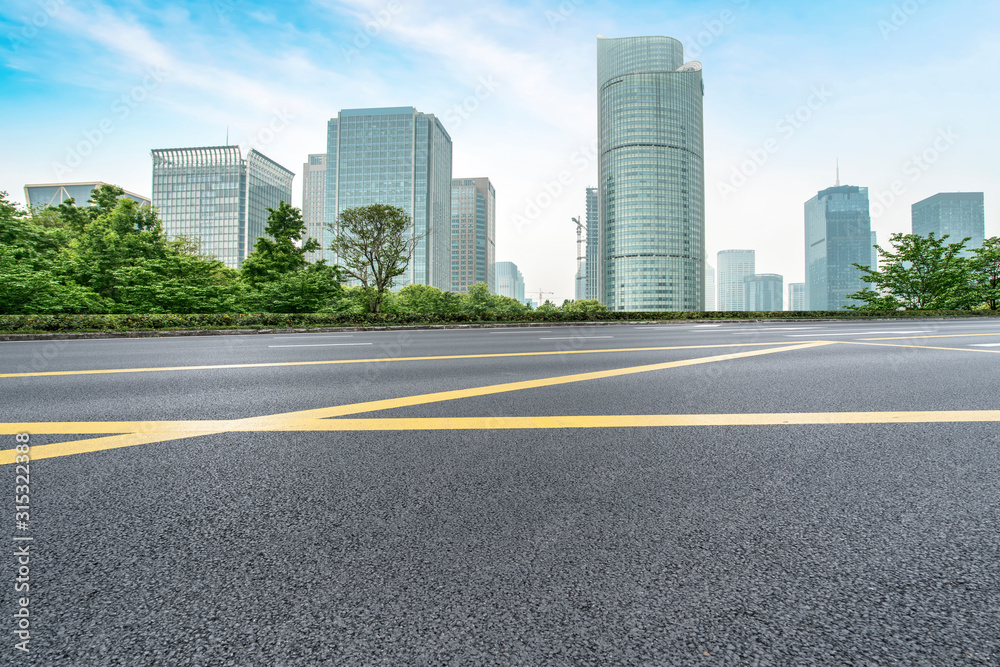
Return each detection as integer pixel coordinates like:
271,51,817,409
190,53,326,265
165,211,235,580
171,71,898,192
0,316,993,342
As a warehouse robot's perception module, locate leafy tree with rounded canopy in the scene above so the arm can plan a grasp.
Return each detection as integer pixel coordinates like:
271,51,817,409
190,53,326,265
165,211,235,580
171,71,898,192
396,284,461,314
847,232,976,310
242,201,342,313
969,237,1000,311
329,204,417,314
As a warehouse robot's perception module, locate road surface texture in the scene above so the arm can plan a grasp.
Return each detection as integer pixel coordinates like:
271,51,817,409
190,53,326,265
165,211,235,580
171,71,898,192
2,318,999,665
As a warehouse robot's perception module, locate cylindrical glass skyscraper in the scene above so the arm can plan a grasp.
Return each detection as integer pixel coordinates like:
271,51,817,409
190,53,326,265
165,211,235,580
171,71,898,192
597,36,705,311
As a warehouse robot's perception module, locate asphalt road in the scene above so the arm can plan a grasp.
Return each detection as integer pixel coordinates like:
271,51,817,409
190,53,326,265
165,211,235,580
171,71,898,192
1,318,999,665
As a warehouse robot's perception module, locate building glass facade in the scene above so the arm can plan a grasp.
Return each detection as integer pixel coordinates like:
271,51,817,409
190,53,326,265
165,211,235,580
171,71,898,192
451,177,495,293
326,107,452,290
911,192,985,257
804,185,871,310
704,263,716,311
745,273,783,312
585,186,600,301
151,146,293,269
787,282,805,311
716,249,755,311
495,261,525,304
24,182,150,209
302,154,326,263
597,35,705,311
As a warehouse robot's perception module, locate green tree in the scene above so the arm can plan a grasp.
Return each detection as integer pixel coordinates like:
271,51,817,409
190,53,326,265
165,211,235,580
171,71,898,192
969,237,1000,311
397,284,461,314
329,204,416,313
461,283,528,316
241,202,340,313
561,299,608,315
848,232,975,310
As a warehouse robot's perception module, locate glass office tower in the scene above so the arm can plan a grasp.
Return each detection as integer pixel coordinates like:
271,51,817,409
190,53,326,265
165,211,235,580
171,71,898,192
804,185,872,310
597,35,705,311
495,261,525,303
151,146,293,269
716,249,755,311
301,154,327,263
745,274,783,312
788,282,806,311
326,107,452,290
584,186,600,301
451,177,496,293
912,192,985,257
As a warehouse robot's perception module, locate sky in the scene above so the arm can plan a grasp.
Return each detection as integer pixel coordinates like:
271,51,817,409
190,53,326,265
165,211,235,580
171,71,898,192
2,0,998,304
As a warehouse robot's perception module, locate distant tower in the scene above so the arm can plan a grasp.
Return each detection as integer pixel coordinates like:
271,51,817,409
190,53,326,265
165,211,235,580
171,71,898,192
788,282,806,311
326,107,452,289
598,35,705,311
302,154,326,263
717,250,755,311
705,264,716,311
804,185,871,310
745,274,783,312
584,186,600,301
912,192,985,257
151,146,293,268
495,261,525,303
451,177,496,293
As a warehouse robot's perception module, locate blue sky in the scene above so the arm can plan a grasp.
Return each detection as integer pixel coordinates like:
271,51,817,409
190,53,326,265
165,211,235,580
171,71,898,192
2,0,998,303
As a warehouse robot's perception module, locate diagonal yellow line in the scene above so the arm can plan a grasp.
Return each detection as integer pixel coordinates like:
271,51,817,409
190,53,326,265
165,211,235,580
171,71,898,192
843,341,1000,354
254,341,834,422
0,431,225,465
860,332,1000,341
0,341,832,464
0,342,802,379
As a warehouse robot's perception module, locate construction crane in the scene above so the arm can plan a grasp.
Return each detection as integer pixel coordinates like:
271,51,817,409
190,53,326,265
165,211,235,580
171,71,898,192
573,216,586,299
530,289,554,306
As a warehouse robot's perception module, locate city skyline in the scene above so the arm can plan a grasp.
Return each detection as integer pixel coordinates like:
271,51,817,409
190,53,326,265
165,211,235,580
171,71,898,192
2,0,999,303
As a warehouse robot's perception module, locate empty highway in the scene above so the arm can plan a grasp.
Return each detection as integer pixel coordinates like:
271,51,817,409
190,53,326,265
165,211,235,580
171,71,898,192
2,318,999,664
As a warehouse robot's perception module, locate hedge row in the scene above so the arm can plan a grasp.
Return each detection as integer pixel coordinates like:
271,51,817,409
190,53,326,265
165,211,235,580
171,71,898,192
0,310,995,333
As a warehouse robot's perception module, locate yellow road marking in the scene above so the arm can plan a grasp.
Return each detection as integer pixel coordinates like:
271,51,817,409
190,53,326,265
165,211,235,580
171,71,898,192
0,341,811,379
860,332,1000,341
250,341,833,422
0,342,830,463
844,341,1000,354
5,410,1000,464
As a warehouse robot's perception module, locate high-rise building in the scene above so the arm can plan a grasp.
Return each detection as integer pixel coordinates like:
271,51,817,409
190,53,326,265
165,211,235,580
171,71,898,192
301,154,326,263
24,182,150,209
151,145,294,269
804,185,871,310
585,186,600,301
717,250,755,311
597,35,705,311
788,282,806,311
911,192,985,257
495,261,525,304
326,107,452,290
451,177,495,293
705,263,716,311
870,230,878,271
745,274,783,312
